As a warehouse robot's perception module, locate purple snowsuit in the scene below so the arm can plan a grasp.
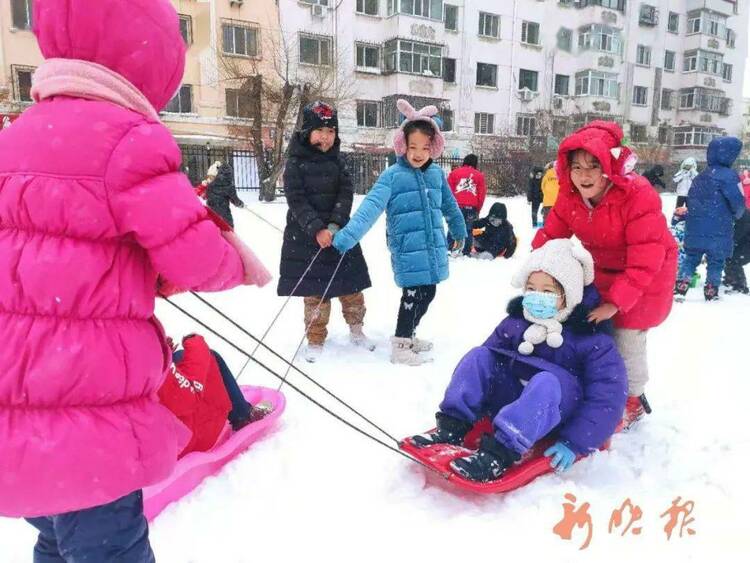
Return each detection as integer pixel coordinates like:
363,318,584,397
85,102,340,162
440,289,627,455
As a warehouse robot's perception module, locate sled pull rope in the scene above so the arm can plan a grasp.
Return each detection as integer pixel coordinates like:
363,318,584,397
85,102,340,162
238,205,284,233
235,247,323,380
165,298,449,479
190,284,400,444
275,250,347,392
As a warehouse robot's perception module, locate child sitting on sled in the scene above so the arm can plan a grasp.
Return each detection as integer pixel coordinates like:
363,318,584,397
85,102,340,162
411,240,627,482
159,334,273,457
472,202,517,260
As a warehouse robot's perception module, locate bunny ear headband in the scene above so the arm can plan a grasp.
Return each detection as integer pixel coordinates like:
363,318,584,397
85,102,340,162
392,98,446,159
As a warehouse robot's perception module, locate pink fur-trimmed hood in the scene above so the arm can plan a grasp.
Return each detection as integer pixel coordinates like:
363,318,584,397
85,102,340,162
392,99,446,159
32,58,160,121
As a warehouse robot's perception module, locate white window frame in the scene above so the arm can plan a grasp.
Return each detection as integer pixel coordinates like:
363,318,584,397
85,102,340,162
478,12,500,39
521,21,540,46
683,50,698,72
554,74,570,96
516,114,536,137
636,45,652,67
164,84,193,114
356,100,380,128
667,12,679,33
673,126,722,147
179,15,193,45
299,33,332,66
557,28,573,51
225,88,251,118
574,70,619,99
661,89,674,110
578,24,621,54
384,39,442,76
11,0,32,30
222,23,259,58
518,69,539,92
476,62,498,88
444,4,458,31
399,0,444,21
632,86,649,107
687,13,701,34
12,65,34,102
474,112,495,135
441,109,454,131
679,88,696,109
443,57,457,83
355,43,381,71
664,50,676,72
722,63,733,82
356,0,379,16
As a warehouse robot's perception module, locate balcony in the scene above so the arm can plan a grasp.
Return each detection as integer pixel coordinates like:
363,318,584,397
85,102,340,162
686,0,735,16
638,4,659,27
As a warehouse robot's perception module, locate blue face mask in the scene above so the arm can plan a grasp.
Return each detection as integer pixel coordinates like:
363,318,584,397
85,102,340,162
522,291,559,319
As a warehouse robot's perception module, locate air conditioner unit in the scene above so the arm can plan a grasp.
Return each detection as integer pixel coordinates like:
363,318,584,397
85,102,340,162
518,88,536,102
311,4,328,17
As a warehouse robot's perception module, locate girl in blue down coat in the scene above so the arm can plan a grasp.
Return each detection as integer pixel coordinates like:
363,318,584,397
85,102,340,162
674,137,747,301
333,99,467,365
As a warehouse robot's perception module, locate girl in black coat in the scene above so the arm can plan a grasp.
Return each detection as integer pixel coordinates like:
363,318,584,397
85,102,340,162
279,102,373,362
206,162,244,228
527,166,544,227
473,202,517,259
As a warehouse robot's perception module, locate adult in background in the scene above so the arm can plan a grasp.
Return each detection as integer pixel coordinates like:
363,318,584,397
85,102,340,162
447,154,487,256
672,157,698,208
206,160,245,228
642,165,666,191
723,170,750,294
527,166,544,227
540,161,559,224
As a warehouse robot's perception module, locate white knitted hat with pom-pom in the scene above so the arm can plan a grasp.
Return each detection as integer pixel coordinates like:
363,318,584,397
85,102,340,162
511,239,595,354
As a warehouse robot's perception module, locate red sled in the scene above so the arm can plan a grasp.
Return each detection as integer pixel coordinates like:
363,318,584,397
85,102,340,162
400,418,610,494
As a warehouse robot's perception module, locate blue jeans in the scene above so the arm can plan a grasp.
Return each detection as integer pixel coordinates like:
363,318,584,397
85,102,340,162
172,349,253,430
679,249,725,287
447,207,477,256
26,491,154,563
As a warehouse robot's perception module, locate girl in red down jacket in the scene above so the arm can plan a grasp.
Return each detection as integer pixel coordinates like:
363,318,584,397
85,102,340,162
532,121,678,428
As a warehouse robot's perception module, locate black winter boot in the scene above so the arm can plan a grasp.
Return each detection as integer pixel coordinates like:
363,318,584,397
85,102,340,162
449,434,521,482
411,412,473,448
674,278,690,301
704,283,719,302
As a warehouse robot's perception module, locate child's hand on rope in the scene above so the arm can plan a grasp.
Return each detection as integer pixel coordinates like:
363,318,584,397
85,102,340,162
316,229,333,248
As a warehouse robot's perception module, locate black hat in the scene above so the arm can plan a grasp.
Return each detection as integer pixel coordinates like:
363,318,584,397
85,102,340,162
463,154,479,168
302,101,338,136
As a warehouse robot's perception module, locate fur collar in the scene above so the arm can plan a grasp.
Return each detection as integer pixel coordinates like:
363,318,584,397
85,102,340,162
506,296,614,336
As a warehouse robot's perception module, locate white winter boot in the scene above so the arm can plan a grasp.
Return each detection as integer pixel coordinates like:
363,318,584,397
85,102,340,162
391,337,432,366
411,333,433,353
303,343,324,363
349,324,376,351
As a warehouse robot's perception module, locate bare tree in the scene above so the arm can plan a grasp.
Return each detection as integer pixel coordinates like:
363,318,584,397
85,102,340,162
219,25,355,201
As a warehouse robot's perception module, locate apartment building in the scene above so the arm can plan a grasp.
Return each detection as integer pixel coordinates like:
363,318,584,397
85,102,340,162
0,0,281,148
281,0,747,159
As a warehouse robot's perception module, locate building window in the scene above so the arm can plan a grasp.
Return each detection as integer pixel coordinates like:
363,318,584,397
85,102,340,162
557,28,572,51
552,118,568,139
476,62,498,87
222,23,259,57
664,50,676,72
441,109,454,131
704,12,723,37
630,124,647,143
697,50,723,75
302,0,330,4
399,0,444,21
658,126,670,144
356,43,381,70
578,24,622,54
11,0,32,30
226,89,251,118
683,50,698,72
518,69,538,92
554,74,569,96
12,66,34,102
179,15,193,45
636,45,651,67
679,89,695,109
632,86,648,106
300,34,332,65
478,12,500,39
356,100,380,127
687,12,701,34
661,89,674,110
667,12,679,33
356,0,379,16
673,126,722,147
516,115,536,137
443,58,456,83
474,113,495,135
575,70,619,99
639,5,658,26
521,21,540,45
444,4,458,31
726,28,736,48
722,63,733,82
384,39,442,76
164,85,193,114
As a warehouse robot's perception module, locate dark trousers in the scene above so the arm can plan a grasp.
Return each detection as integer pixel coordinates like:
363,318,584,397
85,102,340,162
531,202,541,226
676,195,688,208
26,491,154,563
447,207,477,256
173,349,253,431
679,249,725,287
395,285,437,338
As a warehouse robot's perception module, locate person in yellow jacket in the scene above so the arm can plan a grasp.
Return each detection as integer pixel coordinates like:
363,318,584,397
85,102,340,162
540,161,560,224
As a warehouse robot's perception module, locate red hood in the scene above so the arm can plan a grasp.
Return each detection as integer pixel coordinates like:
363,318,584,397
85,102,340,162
33,0,186,111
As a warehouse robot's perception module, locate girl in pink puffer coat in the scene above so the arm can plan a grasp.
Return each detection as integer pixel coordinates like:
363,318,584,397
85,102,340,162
0,0,270,560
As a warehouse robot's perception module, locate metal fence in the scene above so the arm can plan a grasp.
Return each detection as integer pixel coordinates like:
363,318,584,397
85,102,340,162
180,145,260,190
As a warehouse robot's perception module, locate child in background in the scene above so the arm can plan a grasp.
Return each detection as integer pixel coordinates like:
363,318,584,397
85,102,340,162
472,202,517,260
411,240,626,482
159,335,272,458
533,121,678,429
670,206,701,290
723,171,750,294
527,166,544,227
447,153,487,256
674,137,747,302
205,160,245,228
279,101,373,363
540,162,559,224
672,157,699,208
333,99,467,365
0,1,261,560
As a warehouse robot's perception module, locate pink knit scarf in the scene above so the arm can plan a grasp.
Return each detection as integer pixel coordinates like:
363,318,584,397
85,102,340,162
31,58,160,121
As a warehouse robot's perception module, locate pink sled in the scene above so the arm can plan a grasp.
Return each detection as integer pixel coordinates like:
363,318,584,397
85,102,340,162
143,385,285,521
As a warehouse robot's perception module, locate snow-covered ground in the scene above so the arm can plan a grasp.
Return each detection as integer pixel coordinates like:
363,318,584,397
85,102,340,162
2,193,748,562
